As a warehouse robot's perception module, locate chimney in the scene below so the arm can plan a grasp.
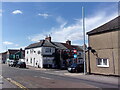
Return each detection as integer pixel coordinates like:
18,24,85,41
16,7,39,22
66,40,71,45
20,48,22,51
45,35,51,42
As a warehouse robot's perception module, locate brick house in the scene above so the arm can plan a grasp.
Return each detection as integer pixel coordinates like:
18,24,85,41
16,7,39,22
87,16,120,76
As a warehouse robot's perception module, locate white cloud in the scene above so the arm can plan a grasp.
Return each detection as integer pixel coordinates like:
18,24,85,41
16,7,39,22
12,10,23,14
38,13,51,19
29,10,118,45
56,16,67,28
15,44,19,47
28,34,45,42
12,46,26,50
3,41,13,45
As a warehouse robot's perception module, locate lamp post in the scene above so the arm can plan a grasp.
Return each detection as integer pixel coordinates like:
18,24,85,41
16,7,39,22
82,6,86,75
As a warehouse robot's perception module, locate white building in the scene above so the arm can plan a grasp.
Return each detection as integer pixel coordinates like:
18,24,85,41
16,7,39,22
25,37,57,68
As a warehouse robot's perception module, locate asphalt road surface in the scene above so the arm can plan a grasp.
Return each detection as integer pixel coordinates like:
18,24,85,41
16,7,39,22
1,64,119,89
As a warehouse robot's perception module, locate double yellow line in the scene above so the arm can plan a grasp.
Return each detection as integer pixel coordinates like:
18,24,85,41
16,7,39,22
0,75,28,90
6,78,28,90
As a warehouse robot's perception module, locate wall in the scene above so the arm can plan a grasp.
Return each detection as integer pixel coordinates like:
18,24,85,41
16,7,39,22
87,30,119,75
25,46,55,68
25,47,43,68
0,54,2,63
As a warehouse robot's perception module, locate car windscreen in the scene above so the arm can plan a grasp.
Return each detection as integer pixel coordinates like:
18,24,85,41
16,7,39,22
70,64,77,67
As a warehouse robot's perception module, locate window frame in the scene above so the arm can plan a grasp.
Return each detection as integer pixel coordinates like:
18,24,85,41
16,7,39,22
96,58,109,67
45,48,51,53
27,51,29,54
38,51,40,54
31,58,32,63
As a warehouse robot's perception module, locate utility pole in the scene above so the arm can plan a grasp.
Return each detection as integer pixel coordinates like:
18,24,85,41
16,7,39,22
82,6,86,75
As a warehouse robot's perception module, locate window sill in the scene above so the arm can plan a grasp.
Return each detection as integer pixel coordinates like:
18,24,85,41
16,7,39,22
97,65,109,68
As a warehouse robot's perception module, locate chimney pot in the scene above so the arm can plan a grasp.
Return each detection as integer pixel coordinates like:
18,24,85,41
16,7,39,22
66,40,71,45
45,36,51,42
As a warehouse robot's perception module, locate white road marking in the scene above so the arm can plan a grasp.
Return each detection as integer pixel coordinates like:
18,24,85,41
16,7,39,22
40,76,52,80
54,71,61,72
0,75,3,78
34,76,38,77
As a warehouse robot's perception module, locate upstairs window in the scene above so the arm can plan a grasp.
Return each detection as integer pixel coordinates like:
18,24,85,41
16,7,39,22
97,58,109,67
27,51,29,54
38,51,40,54
16,55,19,59
45,48,51,53
31,58,32,63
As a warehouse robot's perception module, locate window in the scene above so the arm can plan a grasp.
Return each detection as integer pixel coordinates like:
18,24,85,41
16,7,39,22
31,58,32,63
34,51,36,53
27,51,29,54
26,59,28,62
45,48,51,53
38,51,40,54
30,49,34,54
97,58,109,67
16,55,19,59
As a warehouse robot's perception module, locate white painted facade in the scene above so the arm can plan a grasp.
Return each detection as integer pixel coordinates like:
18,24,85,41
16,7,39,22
25,47,55,68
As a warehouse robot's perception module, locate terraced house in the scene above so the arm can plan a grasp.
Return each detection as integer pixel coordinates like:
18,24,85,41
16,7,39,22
87,16,120,76
25,36,83,69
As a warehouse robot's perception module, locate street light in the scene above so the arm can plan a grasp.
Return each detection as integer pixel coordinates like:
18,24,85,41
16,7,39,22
82,6,86,75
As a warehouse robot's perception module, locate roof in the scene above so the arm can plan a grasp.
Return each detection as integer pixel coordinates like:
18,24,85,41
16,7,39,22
8,49,20,54
25,40,59,49
25,39,83,51
71,45,83,51
87,16,120,35
14,50,25,55
0,51,7,55
53,42,68,50
25,40,44,49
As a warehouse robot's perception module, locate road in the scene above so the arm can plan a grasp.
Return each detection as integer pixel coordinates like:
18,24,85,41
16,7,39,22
1,64,119,89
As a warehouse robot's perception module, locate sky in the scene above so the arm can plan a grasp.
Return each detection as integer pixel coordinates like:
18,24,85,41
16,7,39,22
1,2,118,52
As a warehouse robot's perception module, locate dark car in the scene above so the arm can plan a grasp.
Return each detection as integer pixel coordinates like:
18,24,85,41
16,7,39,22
67,63,84,73
16,61,26,68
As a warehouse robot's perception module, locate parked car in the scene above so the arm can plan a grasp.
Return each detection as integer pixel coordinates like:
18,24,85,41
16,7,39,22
8,60,14,67
16,61,26,68
12,60,18,67
67,63,84,73
60,64,67,70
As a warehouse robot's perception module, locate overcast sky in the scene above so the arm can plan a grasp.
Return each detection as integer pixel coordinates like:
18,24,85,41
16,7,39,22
1,2,118,52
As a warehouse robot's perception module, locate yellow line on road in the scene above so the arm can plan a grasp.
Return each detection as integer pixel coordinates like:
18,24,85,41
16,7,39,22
6,78,28,90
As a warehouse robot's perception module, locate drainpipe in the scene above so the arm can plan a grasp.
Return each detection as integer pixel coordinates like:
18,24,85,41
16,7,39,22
88,36,91,74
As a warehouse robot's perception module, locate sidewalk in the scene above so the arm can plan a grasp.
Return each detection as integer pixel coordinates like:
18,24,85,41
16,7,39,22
27,65,60,71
